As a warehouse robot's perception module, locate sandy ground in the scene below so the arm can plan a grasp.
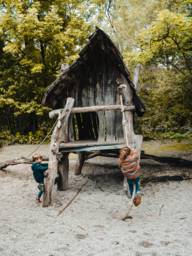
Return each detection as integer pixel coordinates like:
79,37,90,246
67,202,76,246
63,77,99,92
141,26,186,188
0,145,192,256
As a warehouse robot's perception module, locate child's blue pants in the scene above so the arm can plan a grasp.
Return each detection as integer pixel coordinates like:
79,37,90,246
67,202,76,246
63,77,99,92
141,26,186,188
37,190,43,199
37,184,44,199
127,177,140,196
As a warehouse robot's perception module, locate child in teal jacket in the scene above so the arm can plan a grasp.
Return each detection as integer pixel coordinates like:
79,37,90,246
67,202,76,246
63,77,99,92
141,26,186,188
31,154,48,203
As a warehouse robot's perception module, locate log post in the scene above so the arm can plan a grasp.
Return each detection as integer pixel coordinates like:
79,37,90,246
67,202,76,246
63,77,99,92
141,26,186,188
75,153,85,175
57,153,69,191
57,98,75,190
43,97,74,207
118,84,134,147
118,82,136,192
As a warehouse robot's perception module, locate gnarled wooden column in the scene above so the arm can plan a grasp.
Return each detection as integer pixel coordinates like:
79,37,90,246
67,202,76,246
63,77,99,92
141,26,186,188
118,82,143,193
43,97,74,207
57,153,69,191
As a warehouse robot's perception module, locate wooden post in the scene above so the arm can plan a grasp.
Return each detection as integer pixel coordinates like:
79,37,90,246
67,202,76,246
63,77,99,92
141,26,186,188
43,97,75,207
57,98,75,190
75,153,85,175
118,84,134,147
57,153,69,191
118,83,135,193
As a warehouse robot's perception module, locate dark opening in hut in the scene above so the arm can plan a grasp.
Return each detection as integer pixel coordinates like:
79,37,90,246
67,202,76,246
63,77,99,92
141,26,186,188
72,112,99,141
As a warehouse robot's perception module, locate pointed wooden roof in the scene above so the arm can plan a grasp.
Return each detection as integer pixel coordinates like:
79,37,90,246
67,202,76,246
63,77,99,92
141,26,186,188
42,28,145,116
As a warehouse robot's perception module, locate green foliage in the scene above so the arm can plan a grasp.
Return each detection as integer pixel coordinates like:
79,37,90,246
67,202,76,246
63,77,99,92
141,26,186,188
0,121,53,145
142,131,192,142
108,0,192,139
136,67,192,139
135,9,192,72
0,0,103,142
109,0,160,51
160,131,192,140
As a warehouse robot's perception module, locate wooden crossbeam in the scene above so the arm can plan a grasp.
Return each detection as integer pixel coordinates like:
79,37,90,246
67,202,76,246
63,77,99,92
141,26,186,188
59,143,125,153
49,105,135,119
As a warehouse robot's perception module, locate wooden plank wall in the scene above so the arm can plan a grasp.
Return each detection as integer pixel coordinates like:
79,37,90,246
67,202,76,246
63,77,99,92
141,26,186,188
59,48,133,144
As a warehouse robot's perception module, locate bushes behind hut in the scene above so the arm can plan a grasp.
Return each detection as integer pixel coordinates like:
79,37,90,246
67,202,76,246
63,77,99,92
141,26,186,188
0,0,192,144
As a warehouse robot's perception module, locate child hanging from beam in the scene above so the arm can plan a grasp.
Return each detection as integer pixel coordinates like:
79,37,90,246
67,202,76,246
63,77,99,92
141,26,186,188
119,147,142,206
31,154,48,203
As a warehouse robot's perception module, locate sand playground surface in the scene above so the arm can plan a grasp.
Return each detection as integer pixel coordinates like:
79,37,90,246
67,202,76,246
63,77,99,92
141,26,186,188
0,144,192,256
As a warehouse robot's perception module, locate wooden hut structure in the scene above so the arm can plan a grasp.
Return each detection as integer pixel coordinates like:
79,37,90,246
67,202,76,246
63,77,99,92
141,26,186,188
42,28,145,206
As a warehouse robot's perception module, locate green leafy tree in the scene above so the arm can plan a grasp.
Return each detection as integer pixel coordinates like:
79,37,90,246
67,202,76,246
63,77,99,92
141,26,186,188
107,0,192,138
0,0,102,141
135,2,192,137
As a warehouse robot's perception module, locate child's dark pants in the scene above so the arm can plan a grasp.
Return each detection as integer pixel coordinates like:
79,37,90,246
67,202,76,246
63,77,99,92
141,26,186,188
127,177,140,196
37,183,44,199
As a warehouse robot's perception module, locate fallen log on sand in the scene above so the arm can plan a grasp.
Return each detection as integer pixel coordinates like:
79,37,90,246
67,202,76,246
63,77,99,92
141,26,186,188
0,156,48,171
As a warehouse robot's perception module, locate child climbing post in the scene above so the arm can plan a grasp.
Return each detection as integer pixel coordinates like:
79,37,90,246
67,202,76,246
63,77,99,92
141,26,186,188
119,147,142,207
31,154,48,203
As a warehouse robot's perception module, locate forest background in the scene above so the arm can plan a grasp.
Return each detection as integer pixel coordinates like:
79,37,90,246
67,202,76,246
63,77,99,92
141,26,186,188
0,0,191,145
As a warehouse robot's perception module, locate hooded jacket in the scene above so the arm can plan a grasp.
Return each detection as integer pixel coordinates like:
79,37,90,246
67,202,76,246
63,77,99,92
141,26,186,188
31,162,48,183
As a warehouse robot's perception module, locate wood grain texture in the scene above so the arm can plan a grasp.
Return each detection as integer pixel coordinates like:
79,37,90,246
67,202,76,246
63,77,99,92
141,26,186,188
43,98,74,207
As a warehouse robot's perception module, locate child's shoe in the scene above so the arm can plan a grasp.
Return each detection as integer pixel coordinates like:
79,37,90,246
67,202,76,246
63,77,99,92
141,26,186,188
36,198,42,203
133,193,142,207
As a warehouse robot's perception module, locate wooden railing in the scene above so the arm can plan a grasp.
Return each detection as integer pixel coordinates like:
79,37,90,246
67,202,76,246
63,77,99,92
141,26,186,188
49,105,135,118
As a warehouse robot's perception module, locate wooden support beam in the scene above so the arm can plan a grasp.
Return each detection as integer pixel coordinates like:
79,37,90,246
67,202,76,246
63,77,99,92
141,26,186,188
74,153,85,175
85,152,100,159
57,153,69,191
59,143,125,153
118,83,142,196
118,84,134,147
43,97,75,207
49,105,135,118
85,152,119,159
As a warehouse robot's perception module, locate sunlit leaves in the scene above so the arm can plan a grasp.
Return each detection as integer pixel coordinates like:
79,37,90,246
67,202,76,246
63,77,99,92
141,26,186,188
0,0,94,120
136,9,192,71
109,0,192,136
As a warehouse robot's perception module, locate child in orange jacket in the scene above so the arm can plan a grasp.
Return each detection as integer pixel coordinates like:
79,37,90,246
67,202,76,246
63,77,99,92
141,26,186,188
119,147,142,204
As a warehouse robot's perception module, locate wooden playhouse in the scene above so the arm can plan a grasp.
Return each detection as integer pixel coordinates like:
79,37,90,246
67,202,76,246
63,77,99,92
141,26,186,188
42,28,145,206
